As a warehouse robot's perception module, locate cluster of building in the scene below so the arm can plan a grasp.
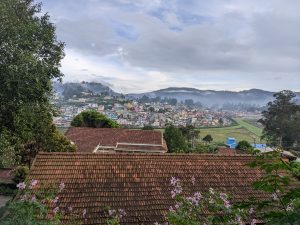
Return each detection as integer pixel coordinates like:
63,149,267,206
53,96,233,128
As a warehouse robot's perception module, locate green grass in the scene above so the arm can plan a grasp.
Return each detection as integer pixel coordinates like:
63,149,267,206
233,118,263,137
198,126,257,144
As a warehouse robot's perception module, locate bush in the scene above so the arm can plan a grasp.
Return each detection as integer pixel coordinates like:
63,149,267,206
0,130,17,168
236,140,253,152
12,166,29,184
71,110,120,128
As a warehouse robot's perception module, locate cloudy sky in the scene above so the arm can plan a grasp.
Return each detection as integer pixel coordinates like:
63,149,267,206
41,0,300,93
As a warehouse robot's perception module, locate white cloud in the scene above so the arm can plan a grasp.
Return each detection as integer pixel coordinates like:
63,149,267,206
42,0,300,92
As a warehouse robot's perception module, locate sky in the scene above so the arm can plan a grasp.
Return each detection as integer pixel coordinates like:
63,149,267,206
41,0,300,93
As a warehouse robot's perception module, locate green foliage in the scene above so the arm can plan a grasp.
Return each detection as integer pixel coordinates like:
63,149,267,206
193,143,218,153
142,125,154,130
0,0,75,166
71,110,120,128
179,125,200,149
1,181,60,225
259,90,300,150
1,180,83,225
247,150,300,224
106,217,120,225
105,208,126,225
0,183,16,196
0,130,17,168
12,166,29,184
164,124,188,153
203,134,213,143
236,140,254,152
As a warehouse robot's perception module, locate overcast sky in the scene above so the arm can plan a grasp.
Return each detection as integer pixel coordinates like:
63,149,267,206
41,0,300,93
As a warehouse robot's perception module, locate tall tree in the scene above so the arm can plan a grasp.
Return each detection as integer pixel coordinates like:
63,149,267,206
180,125,200,149
0,0,75,167
259,90,300,150
164,124,188,153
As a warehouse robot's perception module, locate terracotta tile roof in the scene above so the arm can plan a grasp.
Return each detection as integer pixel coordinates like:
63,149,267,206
65,127,167,153
218,148,249,155
29,152,269,225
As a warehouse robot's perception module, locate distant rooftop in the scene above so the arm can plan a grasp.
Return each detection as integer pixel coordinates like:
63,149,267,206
66,127,168,153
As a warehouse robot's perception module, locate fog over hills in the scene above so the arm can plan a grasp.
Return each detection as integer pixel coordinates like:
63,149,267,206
53,82,300,107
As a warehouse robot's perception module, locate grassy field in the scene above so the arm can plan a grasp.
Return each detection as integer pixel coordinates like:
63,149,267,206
233,118,263,137
197,119,264,144
198,126,257,144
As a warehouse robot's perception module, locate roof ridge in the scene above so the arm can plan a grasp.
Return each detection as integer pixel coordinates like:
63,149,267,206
37,152,254,157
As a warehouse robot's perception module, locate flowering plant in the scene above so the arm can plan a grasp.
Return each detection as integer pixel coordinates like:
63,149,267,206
246,150,300,224
106,208,126,225
156,177,255,225
2,180,83,225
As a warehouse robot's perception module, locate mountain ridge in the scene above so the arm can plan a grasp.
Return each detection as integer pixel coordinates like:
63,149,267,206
53,81,300,106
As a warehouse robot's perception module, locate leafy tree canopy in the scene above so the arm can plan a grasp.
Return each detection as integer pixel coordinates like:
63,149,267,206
203,134,213,144
164,124,188,153
71,110,120,128
236,140,253,152
0,0,75,166
259,90,300,150
142,125,154,130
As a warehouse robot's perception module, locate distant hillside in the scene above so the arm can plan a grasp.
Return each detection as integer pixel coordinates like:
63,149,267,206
53,81,119,98
53,81,300,106
127,87,300,106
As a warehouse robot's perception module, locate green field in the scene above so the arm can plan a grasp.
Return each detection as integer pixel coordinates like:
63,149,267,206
233,118,263,137
197,119,264,144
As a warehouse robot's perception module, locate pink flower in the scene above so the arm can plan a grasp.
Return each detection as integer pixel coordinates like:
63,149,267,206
194,192,202,200
170,177,177,186
286,202,294,212
53,207,59,214
224,200,231,209
59,182,65,191
68,206,73,212
272,193,279,201
220,193,228,200
83,209,87,217
169,206,175,212
171,190,176,198
251,219,257,225
249,208,254,214
209,188,215,195
118,208,126,218
20,194,28,201
53,196,59,204
31,195,36,202
191,176,196,185
174,185,182,194
108,209,116,216
236,215,243,224
31,179,38,187
17,182,26,190
174,203,180,209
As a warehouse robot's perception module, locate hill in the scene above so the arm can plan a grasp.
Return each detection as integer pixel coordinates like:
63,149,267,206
53,81,300,106
127,87,300,106
53,81,119,98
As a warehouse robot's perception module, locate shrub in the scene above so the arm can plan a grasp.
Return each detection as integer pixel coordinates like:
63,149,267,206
71,110,120,128
12,166,29,184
